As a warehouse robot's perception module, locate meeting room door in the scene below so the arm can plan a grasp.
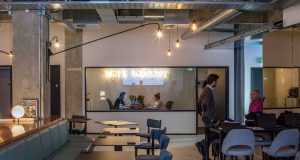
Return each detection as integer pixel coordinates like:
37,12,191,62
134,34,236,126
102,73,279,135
197,67,229,127
50,65,61,116
0,66,12,118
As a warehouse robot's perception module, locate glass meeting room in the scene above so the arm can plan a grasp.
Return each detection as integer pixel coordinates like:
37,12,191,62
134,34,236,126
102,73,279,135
85,67,228,134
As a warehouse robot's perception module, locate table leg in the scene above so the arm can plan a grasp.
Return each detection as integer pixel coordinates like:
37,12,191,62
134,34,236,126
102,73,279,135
205,127,209,160
219,132,223,160
114,145,123,151
68,121,72,134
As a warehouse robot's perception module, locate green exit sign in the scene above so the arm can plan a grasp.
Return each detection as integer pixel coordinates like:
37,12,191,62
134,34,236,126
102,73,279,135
256,57,263,64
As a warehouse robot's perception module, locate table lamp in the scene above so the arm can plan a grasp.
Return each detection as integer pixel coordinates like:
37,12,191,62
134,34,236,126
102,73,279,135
11,105,25,123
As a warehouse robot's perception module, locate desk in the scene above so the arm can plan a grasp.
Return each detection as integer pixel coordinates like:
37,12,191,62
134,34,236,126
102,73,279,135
75,151,135,160
102,127,139,135
95,120,138,128
67,118,91,135
92,136,140,151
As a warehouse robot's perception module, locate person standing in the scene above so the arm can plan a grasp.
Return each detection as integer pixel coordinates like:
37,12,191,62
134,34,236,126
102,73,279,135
196,74,219,159
248,89,263,113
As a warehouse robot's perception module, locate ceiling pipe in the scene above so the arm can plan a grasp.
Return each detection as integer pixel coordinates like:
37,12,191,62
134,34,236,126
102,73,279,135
181,9,241,40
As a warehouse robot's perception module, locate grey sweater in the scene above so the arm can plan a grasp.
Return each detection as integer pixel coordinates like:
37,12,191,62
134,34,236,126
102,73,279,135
200,86,217,121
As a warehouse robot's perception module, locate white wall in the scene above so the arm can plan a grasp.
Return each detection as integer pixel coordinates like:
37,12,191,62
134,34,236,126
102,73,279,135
83,24,235,118
244,38,263,114
0,22,236,119
283,3,300,27
0,23,12,65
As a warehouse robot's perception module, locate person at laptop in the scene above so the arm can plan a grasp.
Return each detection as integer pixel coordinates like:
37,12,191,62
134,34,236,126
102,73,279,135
149,93,164,109
114,92,126,110
246,89,263,121
248,89,263,113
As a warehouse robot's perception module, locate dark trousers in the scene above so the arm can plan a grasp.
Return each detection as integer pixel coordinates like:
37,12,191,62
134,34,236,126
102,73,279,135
203,116,218,160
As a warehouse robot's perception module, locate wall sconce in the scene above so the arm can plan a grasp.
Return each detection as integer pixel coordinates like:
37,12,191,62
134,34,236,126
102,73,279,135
50,36,61,49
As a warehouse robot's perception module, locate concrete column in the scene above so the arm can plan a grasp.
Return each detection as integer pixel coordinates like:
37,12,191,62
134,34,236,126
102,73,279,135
12,11,50,118
65,29,83,118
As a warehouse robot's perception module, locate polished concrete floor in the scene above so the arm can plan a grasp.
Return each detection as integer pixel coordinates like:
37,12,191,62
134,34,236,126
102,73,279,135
88,134,266,160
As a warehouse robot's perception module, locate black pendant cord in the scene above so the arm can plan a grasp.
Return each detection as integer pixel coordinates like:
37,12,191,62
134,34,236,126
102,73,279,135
0,49,10,55
50,22,161,56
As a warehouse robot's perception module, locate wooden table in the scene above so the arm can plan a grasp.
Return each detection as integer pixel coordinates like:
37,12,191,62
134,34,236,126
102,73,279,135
102,127,140,135
92,136,140,151
95,120,138,128
75,151,135,160
67,118,91,135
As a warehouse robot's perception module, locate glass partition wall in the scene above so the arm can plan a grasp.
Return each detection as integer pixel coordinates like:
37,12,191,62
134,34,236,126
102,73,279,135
85,67,228,113
263,27,300,109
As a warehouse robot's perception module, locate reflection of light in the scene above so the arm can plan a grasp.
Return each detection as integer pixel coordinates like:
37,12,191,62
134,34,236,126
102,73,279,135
264,77,267,80
52,4,61,9
11,105,25,119
100,91,106,100
11,125,25,137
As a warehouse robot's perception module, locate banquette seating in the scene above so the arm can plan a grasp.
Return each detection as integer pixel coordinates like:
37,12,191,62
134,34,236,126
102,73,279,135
0,119,91,160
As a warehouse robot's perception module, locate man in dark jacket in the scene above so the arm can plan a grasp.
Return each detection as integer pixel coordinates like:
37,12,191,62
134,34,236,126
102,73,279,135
196,74,219,159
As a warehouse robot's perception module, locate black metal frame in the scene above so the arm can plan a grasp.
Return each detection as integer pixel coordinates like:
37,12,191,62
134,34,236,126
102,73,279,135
84,66,230,135
0,65,12,110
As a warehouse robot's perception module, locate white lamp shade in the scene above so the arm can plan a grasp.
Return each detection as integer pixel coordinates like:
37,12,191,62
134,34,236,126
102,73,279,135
11,105,25,119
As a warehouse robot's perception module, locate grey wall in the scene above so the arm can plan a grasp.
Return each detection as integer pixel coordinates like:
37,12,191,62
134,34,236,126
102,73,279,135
12,11,50,118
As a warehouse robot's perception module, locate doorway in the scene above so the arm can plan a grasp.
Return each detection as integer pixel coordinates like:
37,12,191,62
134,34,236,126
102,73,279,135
0,66,12,118
50,65,61,116
197,67,229,128
251,67,263,93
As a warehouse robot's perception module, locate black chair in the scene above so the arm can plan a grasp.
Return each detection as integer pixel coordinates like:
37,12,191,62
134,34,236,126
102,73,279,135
106,98,114,110
256,113,277,129
135,127,168,156
71,115,87,136
165,101,174,110
138,119,162,143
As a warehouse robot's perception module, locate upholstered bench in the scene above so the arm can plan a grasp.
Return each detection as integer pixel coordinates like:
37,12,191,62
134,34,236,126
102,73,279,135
0,120,93,160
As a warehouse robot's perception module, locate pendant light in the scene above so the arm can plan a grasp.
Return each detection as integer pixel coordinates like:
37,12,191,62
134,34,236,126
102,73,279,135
167,29,171,56
175,10,180,48
191,19,197,31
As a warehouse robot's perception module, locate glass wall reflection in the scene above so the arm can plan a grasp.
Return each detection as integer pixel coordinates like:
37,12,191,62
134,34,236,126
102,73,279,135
263,68,300,108
86,67,196,111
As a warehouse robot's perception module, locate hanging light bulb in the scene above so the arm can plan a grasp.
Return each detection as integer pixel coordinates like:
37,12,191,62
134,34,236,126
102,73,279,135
191,20,197,31
156,28,163,38
175,39,180,48
54,42,60,48
9,51,13,58
167,49,172,56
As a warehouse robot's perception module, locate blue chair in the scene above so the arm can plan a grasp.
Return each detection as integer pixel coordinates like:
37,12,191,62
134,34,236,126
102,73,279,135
40,128,53,159
58,120,69,146
0,148,7,160
50,124,61,152
135,149,173,160
136,128,168,156
222,129,255,159
263,129,299,158
138,119,162,143
6,140,26,160
25,134,43,160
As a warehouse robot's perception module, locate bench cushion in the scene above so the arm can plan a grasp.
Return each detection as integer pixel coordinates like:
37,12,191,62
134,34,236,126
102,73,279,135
25,134,43,160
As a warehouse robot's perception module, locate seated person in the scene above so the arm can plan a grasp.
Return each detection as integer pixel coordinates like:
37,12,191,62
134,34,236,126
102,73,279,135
246,89,263,121
149,93,164,109
114,92,126,110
